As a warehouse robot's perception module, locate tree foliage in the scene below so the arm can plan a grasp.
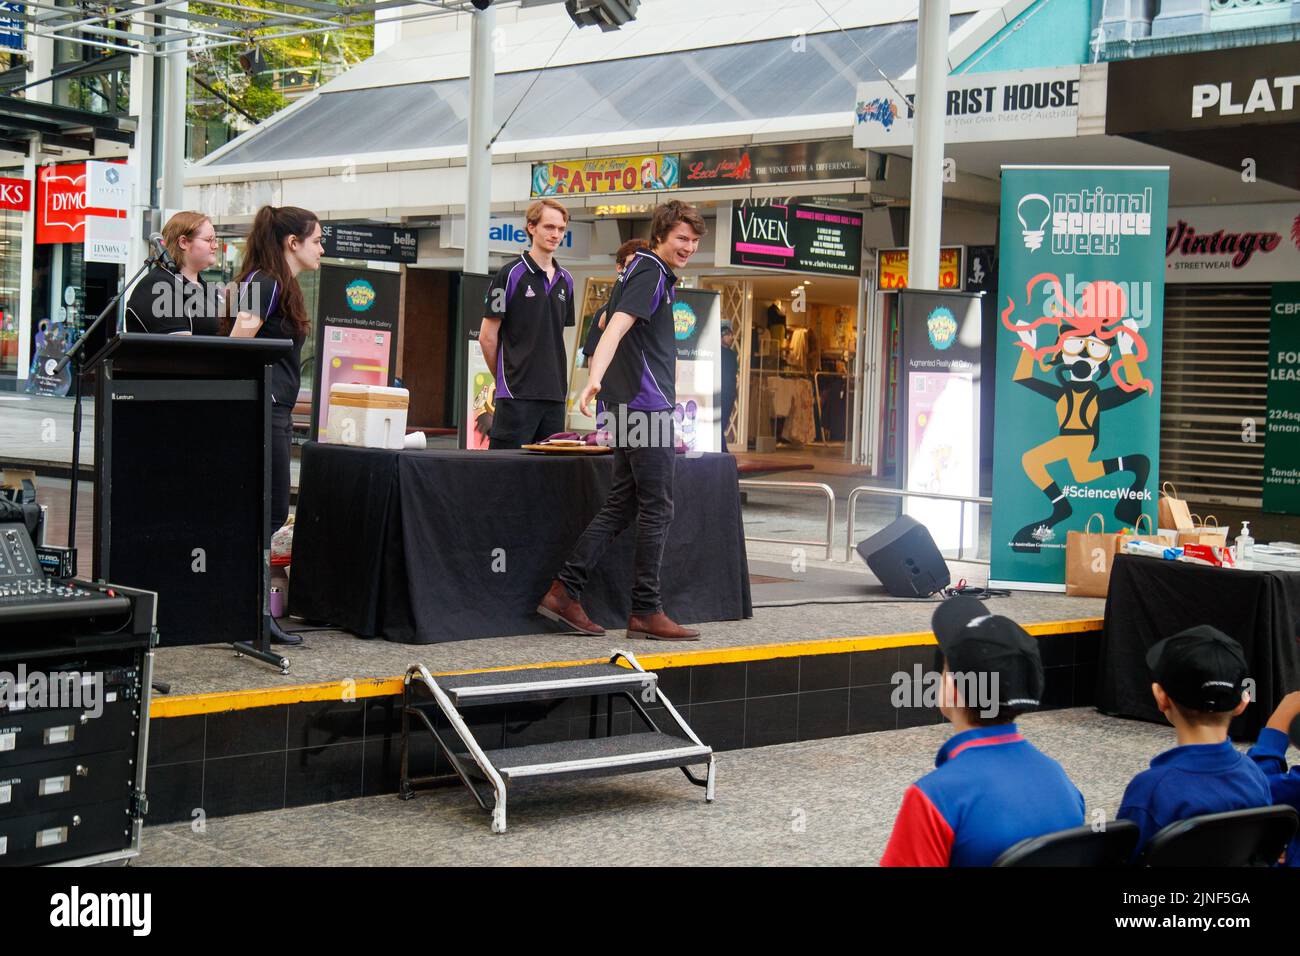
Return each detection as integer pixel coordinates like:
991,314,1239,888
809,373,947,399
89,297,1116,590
188,1,374,129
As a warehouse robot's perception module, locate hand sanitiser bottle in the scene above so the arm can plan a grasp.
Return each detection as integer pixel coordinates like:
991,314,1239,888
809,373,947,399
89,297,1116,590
1236,521,1254,563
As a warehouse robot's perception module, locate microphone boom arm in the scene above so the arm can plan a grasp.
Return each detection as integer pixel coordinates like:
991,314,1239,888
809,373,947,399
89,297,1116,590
54,244,167,576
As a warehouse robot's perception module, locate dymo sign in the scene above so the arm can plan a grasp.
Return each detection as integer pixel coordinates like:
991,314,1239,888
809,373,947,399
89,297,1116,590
36,162,128,245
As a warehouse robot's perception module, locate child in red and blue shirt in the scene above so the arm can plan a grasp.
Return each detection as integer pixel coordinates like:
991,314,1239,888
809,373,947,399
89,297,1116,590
880,598,1085,867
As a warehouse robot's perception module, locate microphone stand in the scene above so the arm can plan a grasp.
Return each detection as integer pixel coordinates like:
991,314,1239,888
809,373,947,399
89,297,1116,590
53,250,162,577
52,251,175,696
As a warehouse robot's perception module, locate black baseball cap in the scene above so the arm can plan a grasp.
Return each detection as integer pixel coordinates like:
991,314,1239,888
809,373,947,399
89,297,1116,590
1146,625,1249,713
931,596,1044,711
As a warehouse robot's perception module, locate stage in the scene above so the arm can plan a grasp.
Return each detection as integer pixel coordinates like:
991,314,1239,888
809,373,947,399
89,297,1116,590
143,557,1107,826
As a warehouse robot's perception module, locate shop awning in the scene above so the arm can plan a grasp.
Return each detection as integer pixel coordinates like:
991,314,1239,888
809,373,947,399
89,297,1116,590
1105,40,1300,190
0,95,135,155
207,20,968,167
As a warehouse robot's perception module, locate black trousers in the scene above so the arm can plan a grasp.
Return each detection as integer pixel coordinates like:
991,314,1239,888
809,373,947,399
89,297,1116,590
270,402,293,540
558,415,676,615
489,398,567,449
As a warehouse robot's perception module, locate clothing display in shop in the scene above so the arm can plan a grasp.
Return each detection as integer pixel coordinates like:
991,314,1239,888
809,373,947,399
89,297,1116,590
768,376,816,445
817,373,848,441
787,327,811,368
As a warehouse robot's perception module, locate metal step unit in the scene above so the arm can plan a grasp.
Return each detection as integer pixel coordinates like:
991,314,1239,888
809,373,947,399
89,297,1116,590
401,650,715,833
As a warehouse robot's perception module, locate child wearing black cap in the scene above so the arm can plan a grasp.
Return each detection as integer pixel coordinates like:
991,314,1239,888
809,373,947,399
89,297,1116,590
1247,691,1300,867
880,597,1085,867
1117,625,1271,857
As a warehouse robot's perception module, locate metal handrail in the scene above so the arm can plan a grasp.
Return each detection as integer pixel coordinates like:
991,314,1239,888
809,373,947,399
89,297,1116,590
846,485,993,565
738,479,835,560
612,649,715,800
405,664,510,833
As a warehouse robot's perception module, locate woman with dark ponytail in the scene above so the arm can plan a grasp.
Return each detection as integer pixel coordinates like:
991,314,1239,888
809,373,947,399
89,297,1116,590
231,205,323,541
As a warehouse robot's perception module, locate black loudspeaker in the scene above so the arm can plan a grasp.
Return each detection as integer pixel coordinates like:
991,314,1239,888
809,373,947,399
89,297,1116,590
855,515,951,598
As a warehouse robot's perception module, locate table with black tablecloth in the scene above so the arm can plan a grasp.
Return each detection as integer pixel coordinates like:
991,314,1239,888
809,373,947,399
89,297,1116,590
1098,553,1300,738
288,444,752,643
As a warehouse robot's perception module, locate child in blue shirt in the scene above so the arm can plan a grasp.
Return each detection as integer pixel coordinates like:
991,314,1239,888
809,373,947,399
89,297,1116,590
880,597,1085,867
1247,690,1300,867
1118,625,1271,859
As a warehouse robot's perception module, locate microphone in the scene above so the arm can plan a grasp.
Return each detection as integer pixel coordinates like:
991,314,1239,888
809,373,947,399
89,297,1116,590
148,232,176,270
1290,712,1300,750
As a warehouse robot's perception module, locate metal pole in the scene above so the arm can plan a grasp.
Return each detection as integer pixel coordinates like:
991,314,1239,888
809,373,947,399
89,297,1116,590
958,499,965,561
906,0,949,290
161,3,188,216
464,4,495,276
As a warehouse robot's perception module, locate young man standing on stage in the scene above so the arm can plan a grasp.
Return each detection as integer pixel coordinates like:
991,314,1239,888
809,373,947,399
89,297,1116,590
537,200,706,642
581,238,647,366
479,198,576,449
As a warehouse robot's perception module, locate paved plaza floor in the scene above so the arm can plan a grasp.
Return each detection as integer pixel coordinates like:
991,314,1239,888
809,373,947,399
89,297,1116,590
135,706,1175,867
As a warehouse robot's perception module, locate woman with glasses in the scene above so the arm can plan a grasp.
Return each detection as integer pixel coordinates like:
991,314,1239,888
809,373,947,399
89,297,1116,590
123,211,223,336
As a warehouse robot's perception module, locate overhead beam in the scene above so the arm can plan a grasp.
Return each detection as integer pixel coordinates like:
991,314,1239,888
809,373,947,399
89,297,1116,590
19,0,480,57
2,96,137,135
32,129,96,151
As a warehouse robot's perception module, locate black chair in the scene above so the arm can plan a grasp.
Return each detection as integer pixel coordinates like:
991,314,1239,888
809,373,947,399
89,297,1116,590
1141,805,1299,867
993,820,1140,867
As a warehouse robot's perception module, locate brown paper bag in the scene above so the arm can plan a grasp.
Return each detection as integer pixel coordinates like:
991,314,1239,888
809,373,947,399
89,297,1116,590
1066,514,1115,598
1178,514,1230,547
1157,481,1194,532
1116,513,1176,553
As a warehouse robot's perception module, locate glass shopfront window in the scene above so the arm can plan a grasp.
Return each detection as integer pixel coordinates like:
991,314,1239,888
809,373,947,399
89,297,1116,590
55,67,130,115
0,166,23,386
52,1,130,116
24,241,118,396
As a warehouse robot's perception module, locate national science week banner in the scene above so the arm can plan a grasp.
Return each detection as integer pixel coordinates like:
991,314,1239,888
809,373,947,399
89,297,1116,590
990,166,1169,590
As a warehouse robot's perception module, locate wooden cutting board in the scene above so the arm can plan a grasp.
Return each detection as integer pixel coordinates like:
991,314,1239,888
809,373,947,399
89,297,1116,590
521,443,612,454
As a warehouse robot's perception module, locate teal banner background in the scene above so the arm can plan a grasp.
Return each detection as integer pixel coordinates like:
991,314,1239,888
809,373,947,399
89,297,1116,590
1264,283,1300,514
990,166,1169,589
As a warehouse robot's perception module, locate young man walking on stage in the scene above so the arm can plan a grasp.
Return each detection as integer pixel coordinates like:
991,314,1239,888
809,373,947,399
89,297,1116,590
479,198,576,449
537,200,705,641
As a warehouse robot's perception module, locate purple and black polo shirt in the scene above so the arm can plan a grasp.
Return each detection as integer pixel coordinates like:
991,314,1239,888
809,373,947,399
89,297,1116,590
598,248,677,412
484,251,575,402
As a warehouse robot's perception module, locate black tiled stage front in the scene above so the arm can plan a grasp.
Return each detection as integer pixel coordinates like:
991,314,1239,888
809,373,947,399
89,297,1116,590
143,631,1101,824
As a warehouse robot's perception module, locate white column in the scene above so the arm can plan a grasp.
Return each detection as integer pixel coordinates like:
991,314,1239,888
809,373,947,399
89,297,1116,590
464,5,495,276
17,25,55,382
16,140,37,383
161,3,188,217
906,0,949,291
128,17,155,270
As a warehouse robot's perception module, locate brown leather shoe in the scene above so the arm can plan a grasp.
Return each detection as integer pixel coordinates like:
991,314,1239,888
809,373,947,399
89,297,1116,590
536,580,605,636
627,611,700,642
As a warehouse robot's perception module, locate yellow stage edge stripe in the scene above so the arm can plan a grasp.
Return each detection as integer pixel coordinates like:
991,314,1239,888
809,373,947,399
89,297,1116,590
149,618,1104,719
